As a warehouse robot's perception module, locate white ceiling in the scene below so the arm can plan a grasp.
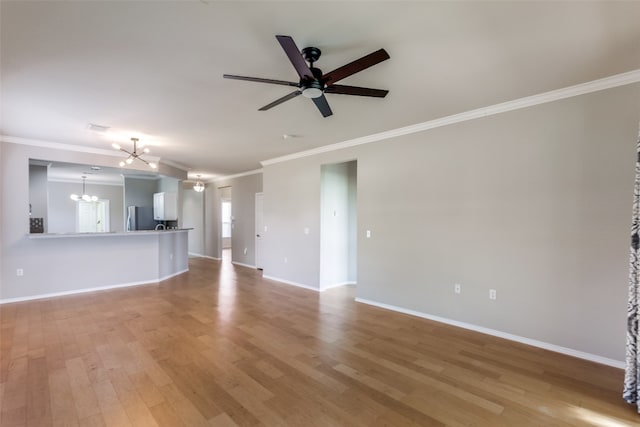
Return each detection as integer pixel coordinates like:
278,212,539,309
3,1,640,179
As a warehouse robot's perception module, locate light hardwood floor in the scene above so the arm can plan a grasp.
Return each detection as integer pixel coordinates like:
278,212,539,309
1,257,639,426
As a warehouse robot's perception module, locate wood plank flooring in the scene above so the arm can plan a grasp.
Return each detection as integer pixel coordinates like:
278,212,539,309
1,257,639,426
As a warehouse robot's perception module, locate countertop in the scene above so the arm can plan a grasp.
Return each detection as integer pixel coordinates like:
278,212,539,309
27,228,193,239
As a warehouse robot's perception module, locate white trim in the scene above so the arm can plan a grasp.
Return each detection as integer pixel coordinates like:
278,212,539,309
1,135,172,167
0,268,189,305
320,281,356,291
213,168,263,182
261,69,640,166
262,275,320,292
231,261,257,269
159,158,190,172
355,298,624,369
48,177,124,186
2,135,126,157
200,255,221,261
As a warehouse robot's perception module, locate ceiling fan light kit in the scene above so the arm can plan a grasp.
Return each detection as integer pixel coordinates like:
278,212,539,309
224,35,390,117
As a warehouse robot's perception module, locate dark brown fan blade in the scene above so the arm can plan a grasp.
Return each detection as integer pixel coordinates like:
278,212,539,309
258,90,302,111
223,74,299,87
312,95,333,117
275,35,313,80
323,49,390,85
324,84,388,97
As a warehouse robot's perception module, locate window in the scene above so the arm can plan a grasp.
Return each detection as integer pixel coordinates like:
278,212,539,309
221,200,232,238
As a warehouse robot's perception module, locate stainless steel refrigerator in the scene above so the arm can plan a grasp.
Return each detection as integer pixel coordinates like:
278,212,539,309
126,206,155,231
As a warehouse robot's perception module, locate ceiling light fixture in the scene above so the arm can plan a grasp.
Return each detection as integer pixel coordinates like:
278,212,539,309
193,175,205,192
113,137,157,169
70,176,98,202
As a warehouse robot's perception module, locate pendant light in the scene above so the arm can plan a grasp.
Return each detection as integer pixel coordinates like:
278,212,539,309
70,176,98,202
193,175,205,192
112,137,157,169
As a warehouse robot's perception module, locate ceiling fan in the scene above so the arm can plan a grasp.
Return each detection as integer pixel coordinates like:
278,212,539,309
223,35,390,118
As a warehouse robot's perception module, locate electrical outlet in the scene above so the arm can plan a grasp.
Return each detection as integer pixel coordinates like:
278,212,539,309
489,289,497,300
366,230,371,238
454,284,461,294
243,248,248,255
16,268,24,277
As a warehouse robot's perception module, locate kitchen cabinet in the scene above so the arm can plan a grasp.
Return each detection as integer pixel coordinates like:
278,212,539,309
154,192,178,221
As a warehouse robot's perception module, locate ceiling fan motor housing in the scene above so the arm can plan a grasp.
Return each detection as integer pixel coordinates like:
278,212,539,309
301,46,321,64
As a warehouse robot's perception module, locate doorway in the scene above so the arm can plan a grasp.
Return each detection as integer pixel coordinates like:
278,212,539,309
219,185,232,261
319,161,357,290
255,192,264,269
77,200,109,233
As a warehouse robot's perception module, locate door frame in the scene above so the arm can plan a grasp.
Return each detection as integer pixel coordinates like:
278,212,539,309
255,192,264,269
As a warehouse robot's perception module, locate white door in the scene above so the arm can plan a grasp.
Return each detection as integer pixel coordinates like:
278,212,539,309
77,200,109,232
255,192,264,269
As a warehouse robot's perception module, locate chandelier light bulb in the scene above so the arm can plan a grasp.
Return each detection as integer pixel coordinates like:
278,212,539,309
82,194,91,202
126,158,133,164
70,194,79,201
149,162,157,169
143,147,150,153
119,161,125,167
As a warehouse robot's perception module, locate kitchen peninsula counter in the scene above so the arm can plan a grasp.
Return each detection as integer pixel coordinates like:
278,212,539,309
1,229,191,303
27,228,192,239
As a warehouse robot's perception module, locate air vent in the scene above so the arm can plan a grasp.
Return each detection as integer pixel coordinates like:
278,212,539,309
87,123,110,133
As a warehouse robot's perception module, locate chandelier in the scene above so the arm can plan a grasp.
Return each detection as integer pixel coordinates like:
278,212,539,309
112,137,157,169
193,175,205,192
70,176,98,202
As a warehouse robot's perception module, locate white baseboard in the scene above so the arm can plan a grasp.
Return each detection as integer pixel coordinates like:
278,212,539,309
355,297,624,369
0,268,189,305
262,275,320,292
232,261,256,269
320,281,356,291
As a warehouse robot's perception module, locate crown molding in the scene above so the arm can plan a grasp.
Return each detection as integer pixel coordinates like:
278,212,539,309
159,158,190,172
261,69,640,167
212,168,263,182
1,135,161,163
2,135,124,157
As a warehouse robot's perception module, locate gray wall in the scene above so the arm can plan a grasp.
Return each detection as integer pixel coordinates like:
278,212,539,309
262,83,640,361
203,183,218,259
263,161,322,287
48,181,124,233
124,177,156,208
182,183,204,255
